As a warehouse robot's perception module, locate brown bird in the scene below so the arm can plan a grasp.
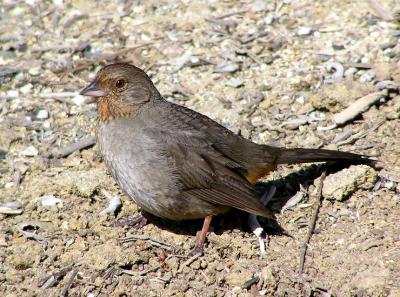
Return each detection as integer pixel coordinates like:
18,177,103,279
80,63,373,253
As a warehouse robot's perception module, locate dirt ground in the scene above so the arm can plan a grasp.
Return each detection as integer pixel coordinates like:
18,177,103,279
1,1,400,296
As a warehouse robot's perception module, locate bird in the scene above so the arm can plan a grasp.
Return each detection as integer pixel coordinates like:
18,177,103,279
80,63,374,254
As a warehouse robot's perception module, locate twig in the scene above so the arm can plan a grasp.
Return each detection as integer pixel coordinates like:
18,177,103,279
139,266,160,276
177,253,202,273
332,90,387,126
51,136,96,158
299,170,327,273
336,120,384,147
39,265,74,290
367,0,395,21
60,268,79,297
119,235,172,251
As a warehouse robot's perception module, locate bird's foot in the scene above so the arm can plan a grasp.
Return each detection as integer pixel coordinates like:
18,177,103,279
111,212,151,229
188,243,204,257
187,215,212,257
248,214,268,259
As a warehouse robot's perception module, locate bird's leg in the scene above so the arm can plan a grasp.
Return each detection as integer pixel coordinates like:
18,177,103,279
248,214,267,259
189,215,212,256
111,211,152,228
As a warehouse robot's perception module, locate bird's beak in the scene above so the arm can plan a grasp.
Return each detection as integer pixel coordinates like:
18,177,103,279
80,80,107,97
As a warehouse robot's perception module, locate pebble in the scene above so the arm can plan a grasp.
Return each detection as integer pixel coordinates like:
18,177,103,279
350,56,362,63
21,146,38,157
226,78,244,88
344,67,358,77
251,0,267,12
297,26,313,36
36,109,49,119
264,15,274,25
40,195,63,207
322,165,377,201
359,69,376,83
28,67,40,76
392,30,400,37
380,41,397,50
383,49,396,58
72,94,86,106
20,84,32,95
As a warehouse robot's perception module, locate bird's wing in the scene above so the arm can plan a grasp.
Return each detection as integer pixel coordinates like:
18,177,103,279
143,127,275,219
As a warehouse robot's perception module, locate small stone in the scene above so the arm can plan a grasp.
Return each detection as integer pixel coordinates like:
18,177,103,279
264,15,274,25
322,165,377,201
72,94,86,106
36,109,49,119
226,271,253,287
392,30,400,37
259,266,276,290
226,78,244,88
231,286,242,294
40,195,63,207
359,70,376,83
380,41,397,50
6,90,19,98
28,67,40,76
366,15,377,25
350,56,362,63
251,0,267,12
214,62,239,73
21,146,38,157
297,26,313,36
383,49,396,59
20,84,32,95
344,67,358,77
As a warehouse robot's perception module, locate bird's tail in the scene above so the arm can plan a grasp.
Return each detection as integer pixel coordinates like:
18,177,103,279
274,147,375,166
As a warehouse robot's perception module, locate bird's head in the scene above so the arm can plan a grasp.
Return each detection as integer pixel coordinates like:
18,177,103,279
80,63,159,121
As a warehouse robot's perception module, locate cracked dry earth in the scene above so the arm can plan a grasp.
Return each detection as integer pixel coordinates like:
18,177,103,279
1,0,400,296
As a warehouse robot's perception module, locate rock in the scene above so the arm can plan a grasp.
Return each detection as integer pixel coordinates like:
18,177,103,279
344,67,358,77
226,78,244,88
322,165,377,201
0,123,16,154
54,169,108,197
21,146,38,157
380,41,397,50
251,0,267,13
83,243,126,270
36,109,49,119
258,266,276,290
225,270,253,287
72,94,86,106
297,27,313,36
359,70,376,83
231,286,242,294
28,67,40,76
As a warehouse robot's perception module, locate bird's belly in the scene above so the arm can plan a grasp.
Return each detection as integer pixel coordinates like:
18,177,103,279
98,122,227,220
108,158,227,220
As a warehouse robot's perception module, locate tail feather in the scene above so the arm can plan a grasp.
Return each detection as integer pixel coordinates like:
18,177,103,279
275,147,375,166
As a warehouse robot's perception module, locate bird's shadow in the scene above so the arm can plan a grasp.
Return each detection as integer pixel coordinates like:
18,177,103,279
118,161,367,239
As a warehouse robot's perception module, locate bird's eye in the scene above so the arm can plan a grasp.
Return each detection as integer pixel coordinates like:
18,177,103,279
115,79,126,89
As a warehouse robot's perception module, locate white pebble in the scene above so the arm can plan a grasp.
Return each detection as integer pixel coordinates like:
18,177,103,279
21,146,38,157
226,78,244,88
40,195,63,207
28,67,40,76
297,27,313,36
36,109,49,119
72,95,86,106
